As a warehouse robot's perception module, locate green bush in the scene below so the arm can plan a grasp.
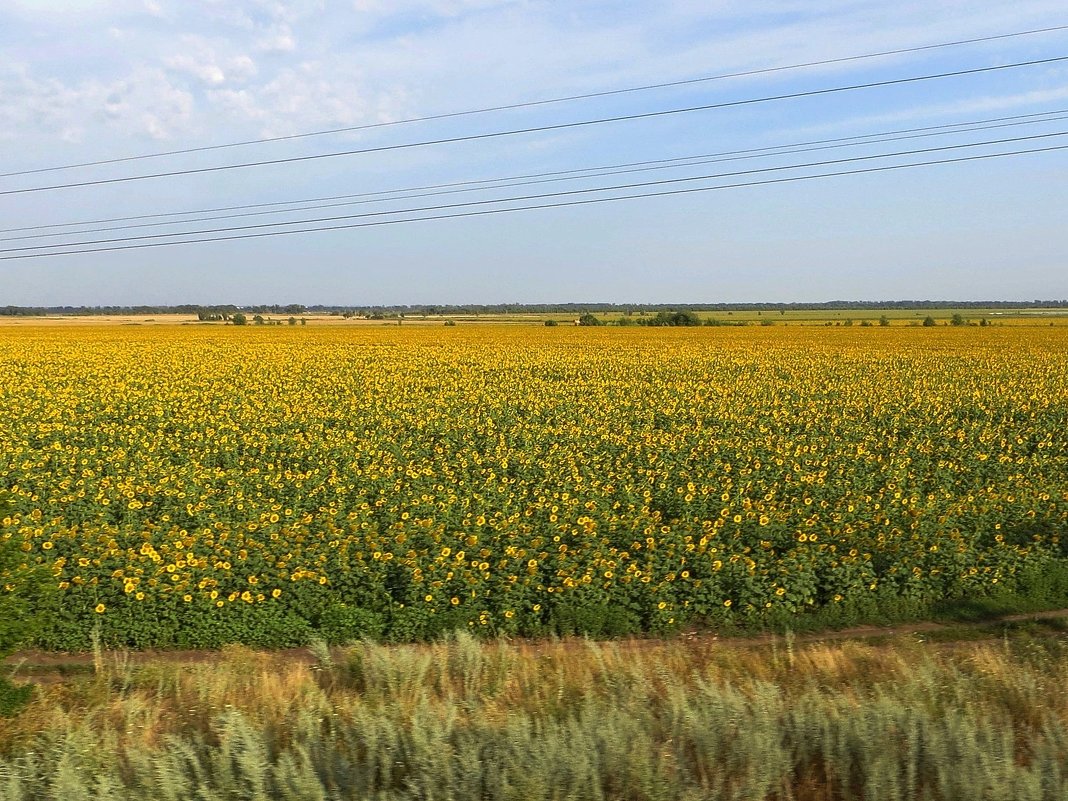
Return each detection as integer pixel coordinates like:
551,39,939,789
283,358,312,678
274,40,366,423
643,311,702,327
318,603,386,644
0,493,51,715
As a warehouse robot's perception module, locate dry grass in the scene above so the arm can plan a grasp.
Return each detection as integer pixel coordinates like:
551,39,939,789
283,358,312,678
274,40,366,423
2,632,1067,799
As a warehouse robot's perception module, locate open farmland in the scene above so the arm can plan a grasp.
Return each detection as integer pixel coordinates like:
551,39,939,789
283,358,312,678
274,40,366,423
1,324,1066,649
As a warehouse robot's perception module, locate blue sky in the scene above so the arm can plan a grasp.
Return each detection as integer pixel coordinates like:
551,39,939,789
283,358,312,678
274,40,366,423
1,0,1066,305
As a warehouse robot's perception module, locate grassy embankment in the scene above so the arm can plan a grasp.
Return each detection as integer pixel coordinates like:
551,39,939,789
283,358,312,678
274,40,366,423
2,625,1068,800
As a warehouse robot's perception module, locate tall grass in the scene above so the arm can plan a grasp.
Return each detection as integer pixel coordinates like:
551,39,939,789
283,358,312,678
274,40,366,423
2,632,1067,799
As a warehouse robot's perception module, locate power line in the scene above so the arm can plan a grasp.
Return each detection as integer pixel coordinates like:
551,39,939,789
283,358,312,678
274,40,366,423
4,23,1067,180
4,143,1063,261
5,107,1066,236
7,110,1068,243
4,54,1067,198
6,130,1065,256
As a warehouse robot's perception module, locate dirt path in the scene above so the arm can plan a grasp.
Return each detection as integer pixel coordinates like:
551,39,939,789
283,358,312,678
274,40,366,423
710,607,1068,645
6,608,1067,680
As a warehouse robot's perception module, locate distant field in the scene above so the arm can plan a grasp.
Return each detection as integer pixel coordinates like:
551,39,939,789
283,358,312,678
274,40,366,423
1,307,1067,327
0,314,197,326
1,324,1066,649
538,308,1068,325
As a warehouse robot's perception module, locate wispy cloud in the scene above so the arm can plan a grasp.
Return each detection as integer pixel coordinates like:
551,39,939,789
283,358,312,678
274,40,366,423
164,36,259,87
778,81,1068,140
0,63,195,142
3,0,1067,150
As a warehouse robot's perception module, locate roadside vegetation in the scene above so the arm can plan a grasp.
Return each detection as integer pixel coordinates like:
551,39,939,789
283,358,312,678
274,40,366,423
0,494,50,716
2,629,1068,800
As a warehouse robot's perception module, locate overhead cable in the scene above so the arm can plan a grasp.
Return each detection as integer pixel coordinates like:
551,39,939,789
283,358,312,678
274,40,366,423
4,107,1066,235
4,22,1067,179
6,144,1065,261
7,110,1068,243
4,130,1065,257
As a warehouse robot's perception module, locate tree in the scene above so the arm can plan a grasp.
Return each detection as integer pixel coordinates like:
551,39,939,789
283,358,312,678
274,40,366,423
922,316,936,327
577,313,604,326
879,315,890,327
0,493,51,715
643,311,702,327
288,316,297,326
253,315,265,325
232,313,247,326
950,313,966,327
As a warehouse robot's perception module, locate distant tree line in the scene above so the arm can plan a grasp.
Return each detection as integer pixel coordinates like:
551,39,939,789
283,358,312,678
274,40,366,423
2,300,1066,318
575,311,751,327
308,300,1068,317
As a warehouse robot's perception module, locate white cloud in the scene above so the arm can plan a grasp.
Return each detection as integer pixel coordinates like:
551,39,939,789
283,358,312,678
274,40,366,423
167,55,227,85
351,0,520,17
257,27,296,53
201,57,414,139
0,63,195,142
164,36,258,86
4,0,1068,155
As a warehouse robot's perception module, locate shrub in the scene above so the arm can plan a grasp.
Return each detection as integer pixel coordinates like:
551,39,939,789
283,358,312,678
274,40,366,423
644,311,702,327
318,604,386,643
0,493,52,715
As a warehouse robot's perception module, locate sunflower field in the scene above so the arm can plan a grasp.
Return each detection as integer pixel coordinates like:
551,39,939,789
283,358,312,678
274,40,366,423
1,324,1066,649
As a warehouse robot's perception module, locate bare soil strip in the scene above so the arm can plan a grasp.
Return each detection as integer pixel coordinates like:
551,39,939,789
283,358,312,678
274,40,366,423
6,607,1067,682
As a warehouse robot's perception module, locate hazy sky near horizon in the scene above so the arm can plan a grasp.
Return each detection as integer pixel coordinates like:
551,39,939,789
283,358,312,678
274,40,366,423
1,0,1067,306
